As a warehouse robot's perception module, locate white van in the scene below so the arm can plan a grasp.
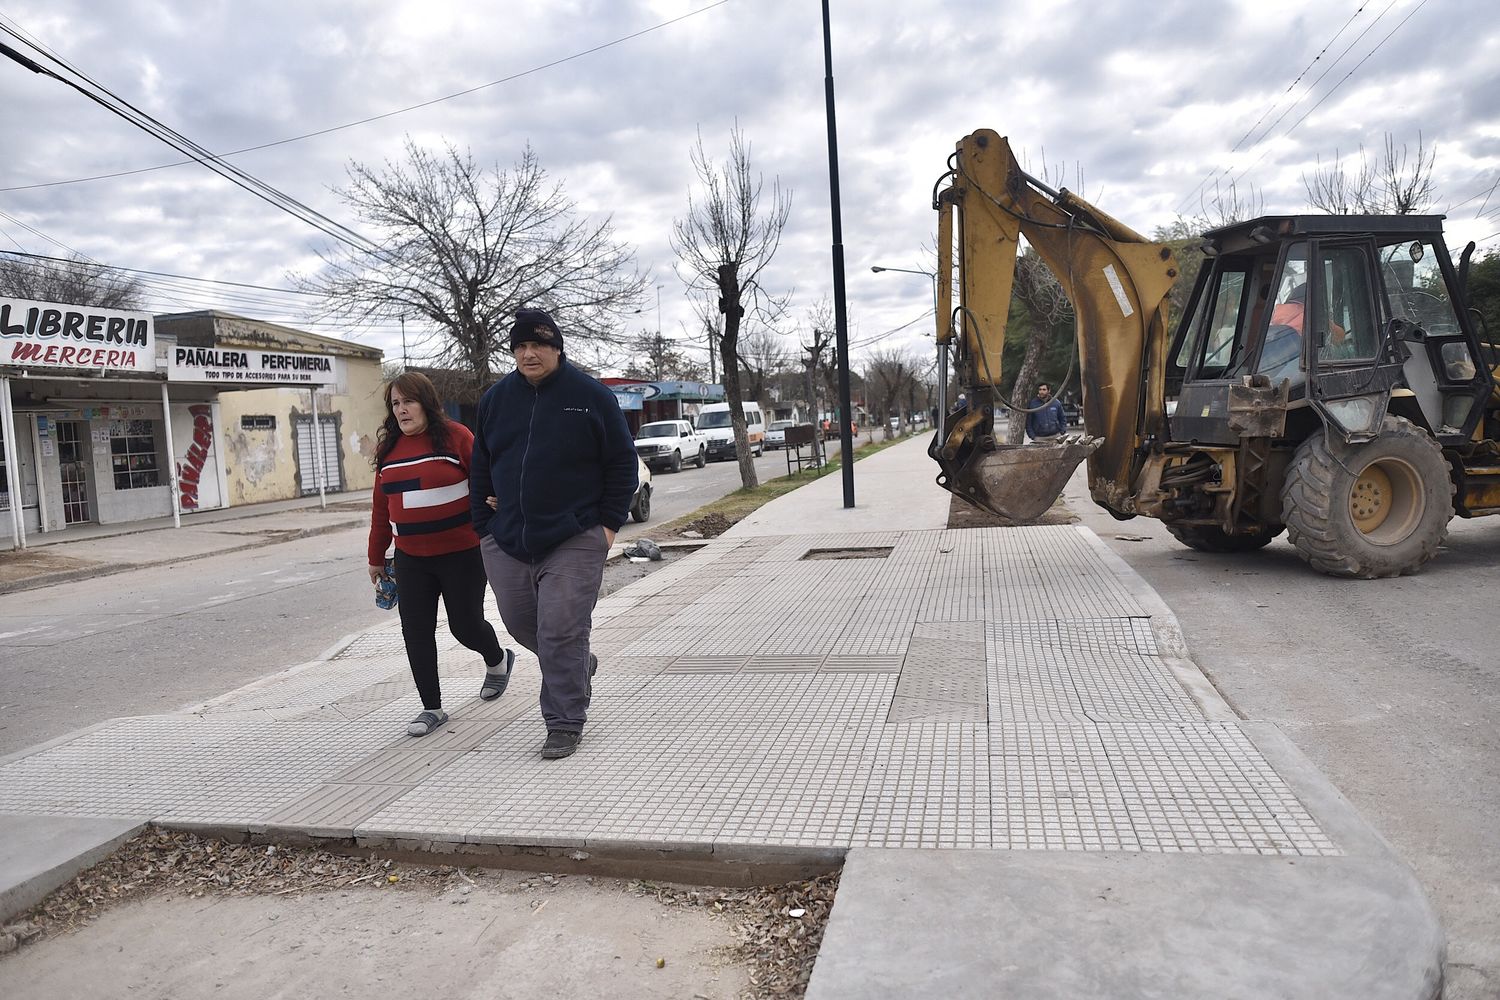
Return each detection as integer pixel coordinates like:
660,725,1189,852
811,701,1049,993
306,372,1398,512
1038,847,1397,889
695,401,765,461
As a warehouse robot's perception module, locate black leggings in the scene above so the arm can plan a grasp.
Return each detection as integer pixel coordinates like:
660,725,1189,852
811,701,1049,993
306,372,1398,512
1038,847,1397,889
394,546,504,710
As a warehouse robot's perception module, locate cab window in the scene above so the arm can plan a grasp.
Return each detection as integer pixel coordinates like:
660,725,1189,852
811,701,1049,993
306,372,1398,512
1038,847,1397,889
1317,245,1379,363
1380,239,1462,337
1178,261,1252,378
1256,244,1309,385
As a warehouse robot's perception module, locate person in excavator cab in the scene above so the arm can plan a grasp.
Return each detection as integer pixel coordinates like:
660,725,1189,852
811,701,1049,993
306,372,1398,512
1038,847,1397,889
1258,281,1348,385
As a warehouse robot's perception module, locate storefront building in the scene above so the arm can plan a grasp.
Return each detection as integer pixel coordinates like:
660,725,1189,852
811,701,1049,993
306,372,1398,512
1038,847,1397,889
1,300,383,547
602,379,724,434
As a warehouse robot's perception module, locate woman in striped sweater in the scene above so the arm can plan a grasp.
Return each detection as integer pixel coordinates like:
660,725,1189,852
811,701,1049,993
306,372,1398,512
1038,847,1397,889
368,372,515,737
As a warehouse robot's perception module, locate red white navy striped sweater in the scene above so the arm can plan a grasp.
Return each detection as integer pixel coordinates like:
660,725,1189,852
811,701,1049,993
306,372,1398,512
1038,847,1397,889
368,424,481,565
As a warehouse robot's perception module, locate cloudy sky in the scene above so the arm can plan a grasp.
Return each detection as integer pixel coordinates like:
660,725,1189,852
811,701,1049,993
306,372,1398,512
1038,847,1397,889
3,0,1498,376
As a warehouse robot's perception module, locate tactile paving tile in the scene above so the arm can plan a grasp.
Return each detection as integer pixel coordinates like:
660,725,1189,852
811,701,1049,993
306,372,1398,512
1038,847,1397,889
262,783,413,832
987,621,1200,723
742,654,825,673
202,660,400,714
665,655,748,674
1096,722,1339,856
821,655,904,673
895,627,986,708
993,722,1139,851
335,632,452,659
852,725,991,848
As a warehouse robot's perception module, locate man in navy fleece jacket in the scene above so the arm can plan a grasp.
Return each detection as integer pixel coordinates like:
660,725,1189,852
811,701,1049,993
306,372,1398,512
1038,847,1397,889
471,308,637,759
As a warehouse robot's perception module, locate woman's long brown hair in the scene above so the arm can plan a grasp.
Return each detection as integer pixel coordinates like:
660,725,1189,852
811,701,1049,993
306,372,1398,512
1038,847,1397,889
374,371,453,466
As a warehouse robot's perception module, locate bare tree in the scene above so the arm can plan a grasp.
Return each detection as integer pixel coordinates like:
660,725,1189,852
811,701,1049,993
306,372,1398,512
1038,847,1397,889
801,298,835,430
298,139,646,392
737,327,792,402
672,125,792,489
0,253,145,309
1004,249,1075,444
1303,133,1435,216
621,330,705,382
864,347,922,441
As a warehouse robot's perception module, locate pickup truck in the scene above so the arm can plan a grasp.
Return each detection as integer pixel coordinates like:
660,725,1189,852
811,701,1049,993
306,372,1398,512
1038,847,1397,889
633,418,707,473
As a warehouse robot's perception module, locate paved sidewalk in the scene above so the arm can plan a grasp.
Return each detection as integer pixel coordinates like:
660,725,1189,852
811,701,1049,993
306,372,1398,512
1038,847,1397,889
0,437,1443,997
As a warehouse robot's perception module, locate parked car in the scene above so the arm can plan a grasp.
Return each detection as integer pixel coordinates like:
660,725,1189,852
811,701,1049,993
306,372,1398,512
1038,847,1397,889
698,401,765,460
766,418,797,449
630,455,652,522
633,419,706,473
888,416,902,433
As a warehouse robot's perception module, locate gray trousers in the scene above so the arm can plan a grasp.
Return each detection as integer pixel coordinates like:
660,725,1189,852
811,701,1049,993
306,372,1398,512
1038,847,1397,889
480,528,608,733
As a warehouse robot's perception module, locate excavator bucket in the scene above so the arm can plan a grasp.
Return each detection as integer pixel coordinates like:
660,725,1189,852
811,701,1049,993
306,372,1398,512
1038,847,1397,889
934,434,1101,522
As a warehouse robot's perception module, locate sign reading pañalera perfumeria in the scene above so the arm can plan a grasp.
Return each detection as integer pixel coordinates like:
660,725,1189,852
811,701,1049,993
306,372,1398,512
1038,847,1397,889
0,297,156,374
167,346,336,385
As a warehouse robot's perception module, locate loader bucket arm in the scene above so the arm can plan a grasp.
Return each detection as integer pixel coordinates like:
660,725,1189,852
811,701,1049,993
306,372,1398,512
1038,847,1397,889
932,129,1179,518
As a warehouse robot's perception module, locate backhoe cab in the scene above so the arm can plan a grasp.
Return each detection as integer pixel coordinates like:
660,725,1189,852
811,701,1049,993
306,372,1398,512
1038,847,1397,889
932,129,1500,577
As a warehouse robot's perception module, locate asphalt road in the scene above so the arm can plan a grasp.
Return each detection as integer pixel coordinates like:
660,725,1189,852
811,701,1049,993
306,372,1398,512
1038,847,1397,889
1066,468,1500,1000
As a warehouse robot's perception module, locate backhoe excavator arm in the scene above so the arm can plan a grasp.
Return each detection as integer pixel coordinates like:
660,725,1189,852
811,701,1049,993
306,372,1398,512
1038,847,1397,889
931,129,1179,519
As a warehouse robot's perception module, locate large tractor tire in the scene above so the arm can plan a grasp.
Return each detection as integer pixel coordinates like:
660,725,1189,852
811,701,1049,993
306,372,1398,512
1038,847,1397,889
1281,416,1453,578
1165,522,1282,553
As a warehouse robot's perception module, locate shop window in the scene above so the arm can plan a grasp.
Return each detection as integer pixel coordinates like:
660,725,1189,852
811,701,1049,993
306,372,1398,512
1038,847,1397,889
241,415,276,431
110,420,162,490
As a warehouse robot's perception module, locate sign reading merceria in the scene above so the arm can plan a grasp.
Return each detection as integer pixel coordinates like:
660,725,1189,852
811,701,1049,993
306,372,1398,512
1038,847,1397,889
0,296,156,373
168,347,336,384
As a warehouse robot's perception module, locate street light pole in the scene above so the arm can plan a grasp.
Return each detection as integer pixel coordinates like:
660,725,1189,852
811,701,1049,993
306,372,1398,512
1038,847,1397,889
871,264,947,419
822,0,855,508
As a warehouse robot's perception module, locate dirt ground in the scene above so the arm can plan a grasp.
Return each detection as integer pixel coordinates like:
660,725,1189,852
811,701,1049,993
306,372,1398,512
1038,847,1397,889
0,830,837,999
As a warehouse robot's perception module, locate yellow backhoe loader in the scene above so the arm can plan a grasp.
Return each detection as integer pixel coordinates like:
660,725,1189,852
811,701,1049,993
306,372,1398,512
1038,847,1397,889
931,129,1500,578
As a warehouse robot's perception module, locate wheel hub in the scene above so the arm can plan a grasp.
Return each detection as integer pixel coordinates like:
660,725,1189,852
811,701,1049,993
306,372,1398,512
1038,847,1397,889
1350,458,1423,543
1350,466,1392,531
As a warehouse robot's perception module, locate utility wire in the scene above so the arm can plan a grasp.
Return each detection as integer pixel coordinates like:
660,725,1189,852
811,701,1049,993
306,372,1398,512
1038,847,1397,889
1216,0,1428,198
1,28,379,256
1174,1,1372,216
0,1,732,195
0,249,318,296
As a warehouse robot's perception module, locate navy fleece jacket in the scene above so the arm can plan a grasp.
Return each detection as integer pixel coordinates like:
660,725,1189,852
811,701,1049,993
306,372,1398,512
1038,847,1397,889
470,359,638,561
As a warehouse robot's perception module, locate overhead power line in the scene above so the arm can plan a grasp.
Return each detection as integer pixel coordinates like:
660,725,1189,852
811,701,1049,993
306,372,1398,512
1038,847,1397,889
0,249,317,296
0,1,732,195
1174,2,1373,216
1,27,379,257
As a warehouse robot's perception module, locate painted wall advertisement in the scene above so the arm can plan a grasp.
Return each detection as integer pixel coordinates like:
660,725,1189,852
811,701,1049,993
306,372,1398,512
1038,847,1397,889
0,296,156,374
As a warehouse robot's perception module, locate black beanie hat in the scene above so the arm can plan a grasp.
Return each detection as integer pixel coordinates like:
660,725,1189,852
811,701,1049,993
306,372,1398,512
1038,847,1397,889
509,309,563,352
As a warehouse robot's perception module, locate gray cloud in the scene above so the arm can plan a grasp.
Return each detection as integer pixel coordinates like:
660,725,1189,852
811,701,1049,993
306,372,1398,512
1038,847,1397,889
3,0,1495,367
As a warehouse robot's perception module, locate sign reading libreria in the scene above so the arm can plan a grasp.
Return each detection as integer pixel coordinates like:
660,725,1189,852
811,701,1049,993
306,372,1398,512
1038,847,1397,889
168,346,336,385
0,297,156,373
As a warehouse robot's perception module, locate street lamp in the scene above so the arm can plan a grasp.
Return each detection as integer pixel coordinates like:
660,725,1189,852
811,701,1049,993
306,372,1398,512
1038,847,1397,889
871,265,947,418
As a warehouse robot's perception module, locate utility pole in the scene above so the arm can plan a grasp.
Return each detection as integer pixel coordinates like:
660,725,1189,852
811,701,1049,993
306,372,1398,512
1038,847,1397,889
821,0,855,507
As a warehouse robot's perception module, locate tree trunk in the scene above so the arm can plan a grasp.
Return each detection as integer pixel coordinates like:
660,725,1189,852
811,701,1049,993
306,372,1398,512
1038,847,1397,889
717,264,758,489
1007,325,1048,445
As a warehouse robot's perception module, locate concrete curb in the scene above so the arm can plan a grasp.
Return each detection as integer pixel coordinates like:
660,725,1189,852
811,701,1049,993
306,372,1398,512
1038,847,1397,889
0,815,150,925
